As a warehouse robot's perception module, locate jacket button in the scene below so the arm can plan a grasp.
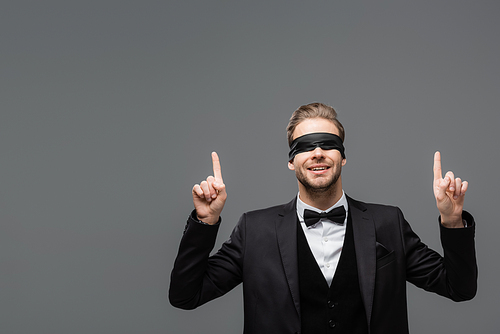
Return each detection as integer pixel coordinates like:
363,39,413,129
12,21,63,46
329,320,336,328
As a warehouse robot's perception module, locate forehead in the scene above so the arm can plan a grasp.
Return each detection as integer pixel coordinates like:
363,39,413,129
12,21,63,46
293,118,340,140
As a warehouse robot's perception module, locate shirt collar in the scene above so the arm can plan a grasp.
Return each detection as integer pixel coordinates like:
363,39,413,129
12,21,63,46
296,190,348,227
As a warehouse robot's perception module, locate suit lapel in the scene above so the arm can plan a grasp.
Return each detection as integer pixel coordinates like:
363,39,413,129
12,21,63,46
347,196,376,329
275,198,301,318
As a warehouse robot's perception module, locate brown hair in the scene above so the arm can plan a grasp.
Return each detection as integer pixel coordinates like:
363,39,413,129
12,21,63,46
286,102,345,146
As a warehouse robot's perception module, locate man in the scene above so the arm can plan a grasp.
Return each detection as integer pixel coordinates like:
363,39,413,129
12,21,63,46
169,103,477,334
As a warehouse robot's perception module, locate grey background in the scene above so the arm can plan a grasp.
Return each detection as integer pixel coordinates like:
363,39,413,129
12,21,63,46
1,1,499,333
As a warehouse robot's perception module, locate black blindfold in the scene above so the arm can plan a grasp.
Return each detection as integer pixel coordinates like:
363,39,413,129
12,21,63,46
288,132,345,160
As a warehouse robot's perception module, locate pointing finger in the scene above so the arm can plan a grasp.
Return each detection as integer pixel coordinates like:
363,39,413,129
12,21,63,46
212,151,223,182
433,151,442,181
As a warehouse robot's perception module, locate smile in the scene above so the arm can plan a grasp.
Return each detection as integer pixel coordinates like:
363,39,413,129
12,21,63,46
307,165,331,173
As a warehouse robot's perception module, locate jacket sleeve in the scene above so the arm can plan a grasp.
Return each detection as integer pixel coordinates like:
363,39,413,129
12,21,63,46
402,210,477,301
169,210,246,309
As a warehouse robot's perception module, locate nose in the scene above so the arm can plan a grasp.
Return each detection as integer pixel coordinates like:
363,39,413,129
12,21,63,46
312,147,326,158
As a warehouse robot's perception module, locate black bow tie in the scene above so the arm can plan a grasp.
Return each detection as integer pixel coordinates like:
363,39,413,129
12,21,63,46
303,206,346,227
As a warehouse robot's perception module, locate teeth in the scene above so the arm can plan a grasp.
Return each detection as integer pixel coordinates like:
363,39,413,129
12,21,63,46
312,167,327,171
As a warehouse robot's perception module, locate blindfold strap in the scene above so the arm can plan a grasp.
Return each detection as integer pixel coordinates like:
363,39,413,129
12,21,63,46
288,132,345,160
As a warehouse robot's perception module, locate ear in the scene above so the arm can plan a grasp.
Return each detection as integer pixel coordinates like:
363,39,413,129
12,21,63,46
288,160,295,171
341,158,346,166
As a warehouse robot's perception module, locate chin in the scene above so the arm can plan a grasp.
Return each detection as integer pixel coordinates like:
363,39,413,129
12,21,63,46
301,177,340,193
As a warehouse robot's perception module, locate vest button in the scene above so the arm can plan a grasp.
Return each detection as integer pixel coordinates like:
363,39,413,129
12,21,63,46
329,320,336,328
327,300,337,308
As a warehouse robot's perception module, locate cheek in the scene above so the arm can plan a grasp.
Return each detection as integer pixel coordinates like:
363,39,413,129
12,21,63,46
288,154,307,170
329,151,344,162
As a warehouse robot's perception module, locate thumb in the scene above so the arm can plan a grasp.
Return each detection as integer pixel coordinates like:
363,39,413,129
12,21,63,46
435,177,450,197
213,180,226,194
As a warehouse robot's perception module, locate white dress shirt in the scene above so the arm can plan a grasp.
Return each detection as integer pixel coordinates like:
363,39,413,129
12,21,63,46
296,191,348,286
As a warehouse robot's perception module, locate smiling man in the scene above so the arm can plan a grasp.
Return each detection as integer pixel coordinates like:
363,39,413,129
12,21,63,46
169,102,477,334
287,117,346,210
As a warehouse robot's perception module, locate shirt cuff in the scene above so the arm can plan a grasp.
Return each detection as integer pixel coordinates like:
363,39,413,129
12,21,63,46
439,210,475,229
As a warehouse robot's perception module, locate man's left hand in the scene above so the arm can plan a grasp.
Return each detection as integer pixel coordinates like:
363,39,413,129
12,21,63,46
433,151,468,228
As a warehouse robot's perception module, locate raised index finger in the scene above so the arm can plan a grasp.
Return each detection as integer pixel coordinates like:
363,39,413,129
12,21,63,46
212,151,223,182
433,151,442,181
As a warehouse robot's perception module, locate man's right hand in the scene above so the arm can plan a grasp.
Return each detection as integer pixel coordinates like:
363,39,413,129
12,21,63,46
192,152,227,225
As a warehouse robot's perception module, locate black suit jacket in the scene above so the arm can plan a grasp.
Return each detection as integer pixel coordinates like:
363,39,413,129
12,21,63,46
169,196,477,334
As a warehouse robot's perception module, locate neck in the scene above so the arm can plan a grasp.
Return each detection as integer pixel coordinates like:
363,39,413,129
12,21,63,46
298,181,343,211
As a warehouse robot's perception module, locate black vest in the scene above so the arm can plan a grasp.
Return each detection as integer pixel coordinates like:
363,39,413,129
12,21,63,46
297,212,369,334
